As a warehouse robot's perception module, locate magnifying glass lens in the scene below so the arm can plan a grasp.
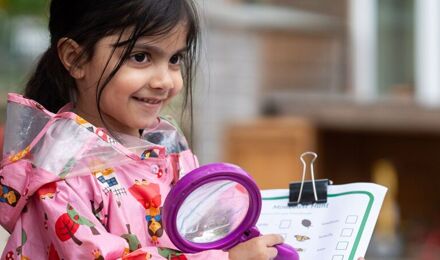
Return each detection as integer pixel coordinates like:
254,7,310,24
176,180,250,243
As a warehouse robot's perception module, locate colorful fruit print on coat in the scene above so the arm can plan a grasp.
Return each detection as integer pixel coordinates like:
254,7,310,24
47,243,60,260
158,248,188,260
129,180,163,244
55,204,100,245
15,229,30,260
0,176,21,207
121,224,142,253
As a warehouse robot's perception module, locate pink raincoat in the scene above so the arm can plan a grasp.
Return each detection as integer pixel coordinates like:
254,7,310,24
0,93,228,259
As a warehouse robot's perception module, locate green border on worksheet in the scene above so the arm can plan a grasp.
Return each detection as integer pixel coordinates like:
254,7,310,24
262,191,374,260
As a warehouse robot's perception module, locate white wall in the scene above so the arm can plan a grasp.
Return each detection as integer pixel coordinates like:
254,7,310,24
194,26,261,163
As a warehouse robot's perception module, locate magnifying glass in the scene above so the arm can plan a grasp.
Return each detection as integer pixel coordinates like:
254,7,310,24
163,163,299,260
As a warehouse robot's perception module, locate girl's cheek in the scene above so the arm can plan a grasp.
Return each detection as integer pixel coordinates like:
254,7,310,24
172,86,183,97
175,76,184,93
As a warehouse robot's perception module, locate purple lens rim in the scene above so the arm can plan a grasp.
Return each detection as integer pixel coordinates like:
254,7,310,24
163,162,262,253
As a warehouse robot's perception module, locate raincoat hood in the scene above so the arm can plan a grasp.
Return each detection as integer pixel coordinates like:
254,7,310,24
0,93,191,232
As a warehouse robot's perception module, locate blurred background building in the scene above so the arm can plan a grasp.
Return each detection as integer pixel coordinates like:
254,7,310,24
1,0,440,259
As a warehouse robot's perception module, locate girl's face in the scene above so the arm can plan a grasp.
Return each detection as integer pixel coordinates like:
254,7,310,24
74,25,187,136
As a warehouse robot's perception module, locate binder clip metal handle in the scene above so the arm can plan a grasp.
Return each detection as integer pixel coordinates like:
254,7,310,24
288,152,331,206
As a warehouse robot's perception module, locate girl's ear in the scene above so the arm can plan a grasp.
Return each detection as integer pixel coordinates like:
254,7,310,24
57,38,85,79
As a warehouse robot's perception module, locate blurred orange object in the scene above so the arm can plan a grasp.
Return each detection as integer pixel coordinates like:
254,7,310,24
223,117,316,189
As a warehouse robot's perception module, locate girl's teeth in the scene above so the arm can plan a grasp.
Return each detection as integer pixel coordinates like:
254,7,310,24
135,97,160,104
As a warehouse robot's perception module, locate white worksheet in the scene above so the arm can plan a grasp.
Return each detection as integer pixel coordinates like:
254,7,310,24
257,183,387,260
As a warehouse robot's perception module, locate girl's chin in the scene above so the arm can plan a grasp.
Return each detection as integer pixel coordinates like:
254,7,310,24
139,117,160,130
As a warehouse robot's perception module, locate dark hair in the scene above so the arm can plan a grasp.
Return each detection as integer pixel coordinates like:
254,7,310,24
25,0,199,132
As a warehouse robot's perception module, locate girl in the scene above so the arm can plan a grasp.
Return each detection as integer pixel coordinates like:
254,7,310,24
0,0,284,259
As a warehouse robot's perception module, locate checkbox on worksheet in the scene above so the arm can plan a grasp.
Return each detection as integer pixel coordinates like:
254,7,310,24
336,241,349,250
345,215,358,224
340,228,353,237
279,219,291,229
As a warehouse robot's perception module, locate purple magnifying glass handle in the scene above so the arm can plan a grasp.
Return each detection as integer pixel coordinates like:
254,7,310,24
275,243,299,260
243,227,299,260
164,163,300,259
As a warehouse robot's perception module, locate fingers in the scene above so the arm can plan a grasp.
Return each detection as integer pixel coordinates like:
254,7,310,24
260,234,285,247
261,234,283,259
267,247,278,259
228,235,283,260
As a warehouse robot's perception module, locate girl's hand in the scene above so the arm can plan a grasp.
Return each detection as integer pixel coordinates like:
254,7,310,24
228,234,284,260
227,235,366,260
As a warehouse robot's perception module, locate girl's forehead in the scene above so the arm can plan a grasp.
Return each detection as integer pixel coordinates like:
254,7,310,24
127,22,189,39
99,25,188,52
104,23,187,46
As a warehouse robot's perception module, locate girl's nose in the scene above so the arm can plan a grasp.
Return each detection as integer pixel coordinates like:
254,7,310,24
149,66,174,90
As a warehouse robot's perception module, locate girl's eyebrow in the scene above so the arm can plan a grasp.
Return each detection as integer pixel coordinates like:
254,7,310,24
115,41,189,55
137,44,188,55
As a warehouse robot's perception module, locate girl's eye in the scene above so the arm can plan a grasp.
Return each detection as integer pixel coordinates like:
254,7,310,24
131,53,149,63
170,54,183,65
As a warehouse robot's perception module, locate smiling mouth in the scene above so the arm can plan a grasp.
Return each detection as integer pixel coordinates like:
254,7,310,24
133,96,162,105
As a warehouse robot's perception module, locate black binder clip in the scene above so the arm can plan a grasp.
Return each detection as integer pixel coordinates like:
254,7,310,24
288,152,331,206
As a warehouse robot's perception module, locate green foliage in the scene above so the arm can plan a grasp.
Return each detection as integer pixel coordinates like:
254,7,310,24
3,0,48,15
